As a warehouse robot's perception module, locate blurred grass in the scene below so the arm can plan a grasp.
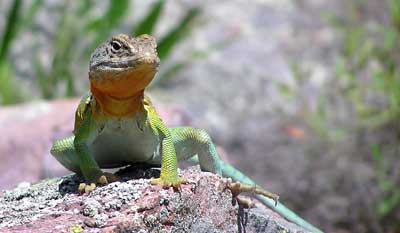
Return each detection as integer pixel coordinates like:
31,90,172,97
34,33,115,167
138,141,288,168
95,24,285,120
0,0,24,104
133,0,163,36
371,144,400,219
287,1,400,230
329,0,400,127
323,0,400,229
288,62,347,140
0,0,21,61
0,0,202,105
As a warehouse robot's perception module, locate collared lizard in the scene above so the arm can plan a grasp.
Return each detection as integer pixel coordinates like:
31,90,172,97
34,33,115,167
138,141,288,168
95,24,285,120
50,34,322,233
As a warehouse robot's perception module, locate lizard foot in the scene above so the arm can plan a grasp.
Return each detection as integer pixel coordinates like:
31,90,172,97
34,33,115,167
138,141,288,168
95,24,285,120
150,176,188,190
78,172,120,193
235,196,255,208
226,178,279,208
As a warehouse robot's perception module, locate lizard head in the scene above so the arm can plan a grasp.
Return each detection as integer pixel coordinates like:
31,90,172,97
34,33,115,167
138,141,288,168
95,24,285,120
89,34,159,98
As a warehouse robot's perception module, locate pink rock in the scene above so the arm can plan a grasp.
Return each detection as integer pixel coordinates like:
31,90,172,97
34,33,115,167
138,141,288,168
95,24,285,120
0,167,310,232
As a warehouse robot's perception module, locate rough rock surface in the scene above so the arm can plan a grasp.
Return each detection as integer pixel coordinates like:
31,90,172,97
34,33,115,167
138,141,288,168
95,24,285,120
0,166,308,233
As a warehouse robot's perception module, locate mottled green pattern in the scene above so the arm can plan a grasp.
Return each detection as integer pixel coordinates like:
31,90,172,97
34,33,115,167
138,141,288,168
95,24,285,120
170,127,222,175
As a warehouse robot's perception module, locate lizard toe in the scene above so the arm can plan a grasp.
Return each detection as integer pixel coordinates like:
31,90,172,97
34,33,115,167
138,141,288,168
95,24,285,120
226,179,279,206
150,176,187,190
235,196,255,208
78,183,86,193
103,172,120,183
78,182,97,194
78,172,119,194
85,183,96,193
98,175,108,185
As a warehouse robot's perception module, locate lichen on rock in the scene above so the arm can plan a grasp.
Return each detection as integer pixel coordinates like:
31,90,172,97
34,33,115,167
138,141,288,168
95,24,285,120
0,165,309,232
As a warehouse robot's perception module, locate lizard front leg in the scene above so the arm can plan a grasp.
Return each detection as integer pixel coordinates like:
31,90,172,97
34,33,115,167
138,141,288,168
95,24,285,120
74,108,117,193
149,118,187,189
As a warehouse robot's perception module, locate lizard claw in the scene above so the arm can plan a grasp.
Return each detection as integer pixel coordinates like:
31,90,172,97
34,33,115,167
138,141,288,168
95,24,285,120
235,196,255,208
78,172,120,194
102,172,120,183
78,182,96,194
150,176,188,190
226,178,279,208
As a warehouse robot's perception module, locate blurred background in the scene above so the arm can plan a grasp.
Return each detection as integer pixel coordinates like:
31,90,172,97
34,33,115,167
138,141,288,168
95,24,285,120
0,0,399,232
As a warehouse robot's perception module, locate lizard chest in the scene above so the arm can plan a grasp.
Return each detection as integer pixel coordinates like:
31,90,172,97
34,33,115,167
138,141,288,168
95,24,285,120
88,117,160,168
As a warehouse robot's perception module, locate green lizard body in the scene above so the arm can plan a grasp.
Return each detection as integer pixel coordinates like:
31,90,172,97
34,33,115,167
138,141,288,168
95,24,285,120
50,34,321,233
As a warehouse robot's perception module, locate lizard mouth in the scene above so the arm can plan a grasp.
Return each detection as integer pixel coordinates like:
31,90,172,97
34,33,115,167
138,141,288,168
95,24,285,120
89,54,159,98
90,56,160,72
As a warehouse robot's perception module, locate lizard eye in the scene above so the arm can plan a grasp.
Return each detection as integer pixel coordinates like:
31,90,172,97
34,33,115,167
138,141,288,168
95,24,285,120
111,41,122,51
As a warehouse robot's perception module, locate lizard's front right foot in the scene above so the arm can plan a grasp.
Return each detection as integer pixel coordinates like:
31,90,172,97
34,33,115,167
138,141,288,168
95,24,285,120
78,172,119,193
150,176,187,190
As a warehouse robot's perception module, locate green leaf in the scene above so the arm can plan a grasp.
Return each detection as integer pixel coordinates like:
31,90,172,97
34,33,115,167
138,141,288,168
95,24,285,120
0,0,22,60
323,13,346,30
0,61,12,104
370,144,381,162
86,0,130,56
383,27,397,51
388,0,400,26
133,0,164,36
277,83,294,98
77,0,93,16
33,55,50,98
372,70,385,90
105,0,129,27
40,2,79,99
157,7,200,60
87,0,129,31
344,27,363,58
22,0,43,28
0,60,23,105
381,180,395,191
378,190,400,217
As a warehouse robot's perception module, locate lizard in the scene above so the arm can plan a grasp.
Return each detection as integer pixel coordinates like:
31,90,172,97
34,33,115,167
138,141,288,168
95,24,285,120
50,34,322,233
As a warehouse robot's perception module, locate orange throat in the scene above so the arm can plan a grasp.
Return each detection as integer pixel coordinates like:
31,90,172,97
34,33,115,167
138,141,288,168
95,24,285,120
90,85,145,117
89,65,156,117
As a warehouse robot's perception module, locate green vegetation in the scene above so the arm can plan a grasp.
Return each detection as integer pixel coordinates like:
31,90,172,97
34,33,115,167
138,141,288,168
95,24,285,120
0,0,24,104
0,0,201,105
371,144,400,219
285,1,399,230
332,0,400,127
283,0,400,230
330,0,400,223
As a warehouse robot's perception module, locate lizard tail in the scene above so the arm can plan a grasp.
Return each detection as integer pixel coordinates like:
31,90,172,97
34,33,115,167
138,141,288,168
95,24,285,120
219,161,323,233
